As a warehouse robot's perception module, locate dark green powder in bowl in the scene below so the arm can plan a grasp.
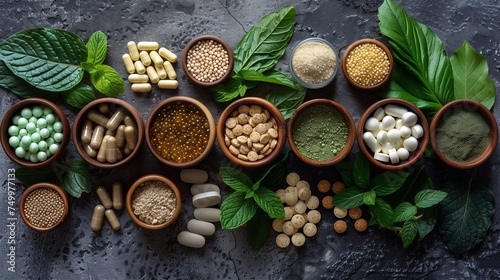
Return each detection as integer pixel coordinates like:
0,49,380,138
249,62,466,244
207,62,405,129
292,104,348,161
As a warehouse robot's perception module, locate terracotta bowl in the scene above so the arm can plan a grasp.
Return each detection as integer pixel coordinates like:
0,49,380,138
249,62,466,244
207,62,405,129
126,174,182,230
145,96,216,168
181,35,234,87
1,98,70,168
430,99,498,169
217,97,286,168
289,37,339,89
287,99,356,167
357,98,429,170
19,182,69,232
342,38,394,91
72,98,144,168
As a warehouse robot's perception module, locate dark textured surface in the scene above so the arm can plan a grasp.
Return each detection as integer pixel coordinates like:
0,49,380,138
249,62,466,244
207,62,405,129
0,0,499,279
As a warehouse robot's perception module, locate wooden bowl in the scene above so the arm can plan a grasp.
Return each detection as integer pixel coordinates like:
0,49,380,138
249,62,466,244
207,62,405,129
1,98,70,168
287,99,356,167
216,97,286,168
72,98,145,168
145,96,216,168
357,98,429,170
342,39,394,91
126,174,181,230
430,99,498,169
181,35,234,87
19,182,69,232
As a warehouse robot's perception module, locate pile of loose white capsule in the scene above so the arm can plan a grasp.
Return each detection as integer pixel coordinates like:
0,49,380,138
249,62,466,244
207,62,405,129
122,41,179,92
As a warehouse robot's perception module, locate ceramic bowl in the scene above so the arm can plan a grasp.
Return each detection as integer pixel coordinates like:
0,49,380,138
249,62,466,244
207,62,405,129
126,174,182,230
1,98,70,168
72,98,145,168
19,182,69,232
357,98,429,170
145,96,216,168
217,97,286,168
289,38,339,89
287,99,356,167
342,38,394,91
181,35,234,87
430,99,498,169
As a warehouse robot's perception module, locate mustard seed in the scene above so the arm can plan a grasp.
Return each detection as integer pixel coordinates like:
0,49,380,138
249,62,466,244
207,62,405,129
23,188,65,228
346,43,390,87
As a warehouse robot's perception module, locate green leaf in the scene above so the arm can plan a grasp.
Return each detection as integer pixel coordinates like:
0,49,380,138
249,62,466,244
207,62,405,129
265,85,306,120
0,28,87,91
334,159,354,188
239,69,297,89
254,152,288,191
393,202,417,222
439,179,495,255
60,159,93,198
450,41,495,109
0,59,57,99
212,78,246,103
89,64,124,97
401,219,418,248
385,165,432,206
369,198,394,228
15,165,60,186
233,6,295,73
220,192,258,229
86,30,107,66
416,206,437,243
353,153,370,188
61,82,96,108
220,167,252,192
363,190,376,205
246,209,272,249
415,189,447,209
253,187,285,219
245,189,255,199
333,187,366,209
370,170,408,196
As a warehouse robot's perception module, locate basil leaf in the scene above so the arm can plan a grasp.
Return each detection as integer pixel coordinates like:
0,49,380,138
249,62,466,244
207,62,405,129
334,159,354,188
353,153,370,188
333,187,366,209
370,170,408,196
363,190,376,206
265,85,306,120
16,165,60,186
0,28,87,92
450,41,495,109
86,30,107,66
220,192,258,229
253,187,284,219
220,167,252,192
0,60,56,99
401,219,418,248
369,198,394,229
246,209,272,249
393,202,417,222
89,64,124,97
239,69,297,89
233,6,295,73
414,189,447,209
61,83,96,108
439,179,495,255
254,152,288,191
60,159,93,198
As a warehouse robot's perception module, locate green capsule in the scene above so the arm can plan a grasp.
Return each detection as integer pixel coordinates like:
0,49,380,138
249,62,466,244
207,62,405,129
26,122,37,133
53,132,63,143
38,140,48,151
53,121,63,133
31,132,41,143
36,118,47,128
17,118,28,129
18,129,28,137
49,143,59,154
37,151,47,161
39,128,50,139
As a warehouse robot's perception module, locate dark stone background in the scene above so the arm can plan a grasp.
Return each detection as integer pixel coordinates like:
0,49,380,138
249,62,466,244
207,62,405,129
0,0,499,279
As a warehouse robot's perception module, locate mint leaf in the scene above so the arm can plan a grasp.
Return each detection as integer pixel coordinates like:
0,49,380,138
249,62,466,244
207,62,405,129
212,79,246,102
90,64,124,97
371,171,408,196
333,187,366,209
220,192,258,229
245,189,255,199
393,202,417,222
247,209,272,249
220,167,252,192
369,198,393,228
363,190,376,205
61,83,96,108
86,30,107,66
415,189,447,209
353,153,370,188
60,159,93,198
253,187,285,219
401,219,418,248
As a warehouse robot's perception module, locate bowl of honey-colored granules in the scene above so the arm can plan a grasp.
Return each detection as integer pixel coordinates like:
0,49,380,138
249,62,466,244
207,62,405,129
126,174,182,230
19,183,69,232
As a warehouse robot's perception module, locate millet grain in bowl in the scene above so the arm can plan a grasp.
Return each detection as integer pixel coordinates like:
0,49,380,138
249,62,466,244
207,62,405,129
132,180,177,225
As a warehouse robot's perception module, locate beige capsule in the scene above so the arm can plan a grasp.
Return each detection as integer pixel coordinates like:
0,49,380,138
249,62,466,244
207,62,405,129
158,80,179,89
81,119,93,144
139,51,152,66
149,50,164,67
158,47,177,63
112,182,123,210
127,41,140,61
105,129,115,137
124,126,137,150
84,143,97,158
105,136,118,163
163,60,177,79
96,186,112,209
98,103,111,115
90,205,105,232
96,136,109,163
107,108,126,131
123,115,136,129
105,209,121,230
115,125,126,148
89,125,105,150
128,74,149,83
122,146,132,156
137,41,159,51
155,64,167,80
131,83,152,93
87,110,110,127
115,147,123,161
122,54,135,74
134,61,146,74
146,66,160,84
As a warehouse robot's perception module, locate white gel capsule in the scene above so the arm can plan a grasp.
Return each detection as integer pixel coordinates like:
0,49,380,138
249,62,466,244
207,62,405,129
411,124,424,139
191,183,220,196
363,132,381,153
177,231,205,248
192,191,221,208
397,148,410,161
180,169,208,184
381,115,396,130
381,142,395,154
122,54,135,74
384,104,408,118
403,137,419,152
194,208,221,223
374,152,390,162
387,129,401,142
139,51,152,66
146,66,160,84
155,64,168,80
373,107,386,120
159,47,178,63
149,50,163,67
187,219,216,236
389,148,400,164
377,130,388,145
364,117,380,131
399,126,412,138
402,112,418,126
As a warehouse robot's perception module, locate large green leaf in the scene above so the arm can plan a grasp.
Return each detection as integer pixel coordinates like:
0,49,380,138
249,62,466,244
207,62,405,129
86,30,107,66
334,159,354,188
0,28,87,91
0,59,56,99
401,219,418,248
239,69,297,89
414,189,447,209
90,64,124,97
220,192,258,229
369,198,394,229
393,202,417,223
333,187,366,209
439,179,495,255
61,82,96,108
233,6,295,73
254,152,288,191
353,153,370,188
265,85,306,120
416,206,437,243
450,41,495,109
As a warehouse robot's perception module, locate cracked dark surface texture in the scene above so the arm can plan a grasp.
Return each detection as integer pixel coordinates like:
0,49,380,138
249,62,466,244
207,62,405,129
1,0,499,279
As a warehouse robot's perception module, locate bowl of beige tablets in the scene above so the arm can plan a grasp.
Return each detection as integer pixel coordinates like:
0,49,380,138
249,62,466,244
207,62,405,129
126,174,182,230
357,98,429,170
72,98,145,168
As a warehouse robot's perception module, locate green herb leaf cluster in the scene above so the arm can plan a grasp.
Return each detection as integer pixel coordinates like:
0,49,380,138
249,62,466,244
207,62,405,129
378,0,495,119
211,6,306,119
0,28,124,108
220,152,288,249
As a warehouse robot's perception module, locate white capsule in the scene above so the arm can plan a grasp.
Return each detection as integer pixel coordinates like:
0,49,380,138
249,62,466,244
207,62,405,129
395,118,403,129
376,130,388,145
187,219,216,236
381,115,396,130
122,54,135,74
180,169,208,184
374,152,390,162
403,137,419,152
387,129,401,142
177,231,205,248
134,61,146,74
411,124,424,139
146,66,160,84
399,126,412,138
191,183,220,196
128,74,149,83
159,47,177,63
389,148,400,164
397,148,410,161
365,117,380,131
373,107,386,120
155,64,168,80
130,83,151,93
384,104,408,118
402,112,418,126
194,208,220,223
158,80,178,89
192,191,221,208
363,132,381,153
381,142,395,154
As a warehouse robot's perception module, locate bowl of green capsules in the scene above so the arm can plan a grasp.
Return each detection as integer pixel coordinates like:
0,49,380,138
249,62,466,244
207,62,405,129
1,98,70,168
